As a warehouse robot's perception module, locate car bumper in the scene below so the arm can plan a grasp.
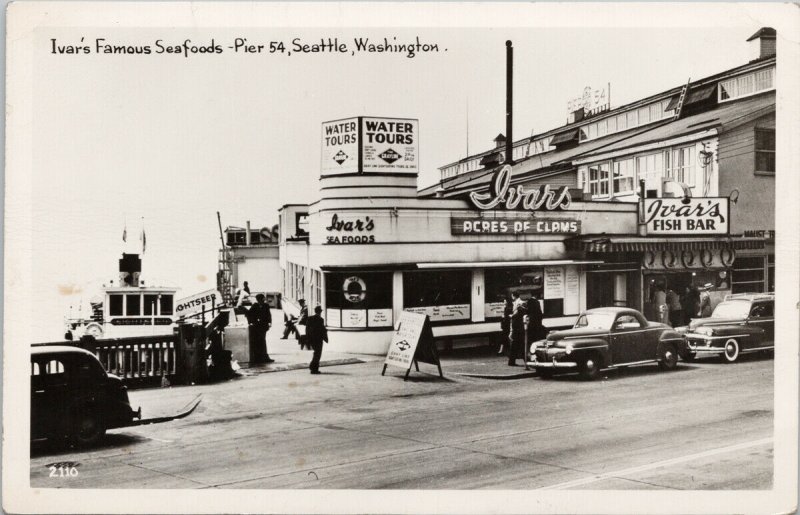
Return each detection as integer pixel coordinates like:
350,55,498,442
685,334,728,354
527,352,578,369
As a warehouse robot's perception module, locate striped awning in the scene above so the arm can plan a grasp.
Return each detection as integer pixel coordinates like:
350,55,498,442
569,236,765,253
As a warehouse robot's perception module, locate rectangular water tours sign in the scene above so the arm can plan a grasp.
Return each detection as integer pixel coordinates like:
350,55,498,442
321,116,419,176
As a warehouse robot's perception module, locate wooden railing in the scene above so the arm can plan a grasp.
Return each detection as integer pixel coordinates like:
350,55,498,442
33,334,180,386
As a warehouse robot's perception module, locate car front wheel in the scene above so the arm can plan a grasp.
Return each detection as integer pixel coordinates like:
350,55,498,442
721,339,740,363
658,344,678,370
71,408,106,447
578,355,601,381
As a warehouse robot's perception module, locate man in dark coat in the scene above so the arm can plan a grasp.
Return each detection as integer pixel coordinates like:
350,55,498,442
296,299,310,350
247,294,274,364
508,292,527,366
306,305,328,374
526,293,546,343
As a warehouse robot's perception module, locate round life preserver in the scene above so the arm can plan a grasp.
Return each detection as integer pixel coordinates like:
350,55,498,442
699,249,714,268
720,248,736,267
681,250,696,268
343,276,367,303
642,251,657,269
662,250,678,269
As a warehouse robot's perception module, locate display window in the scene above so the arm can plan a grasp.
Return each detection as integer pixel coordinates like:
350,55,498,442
325,272,393,328
403,270,471,323
484,267,576,318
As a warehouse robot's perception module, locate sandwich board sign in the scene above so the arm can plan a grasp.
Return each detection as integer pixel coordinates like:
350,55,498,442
382,311,443,380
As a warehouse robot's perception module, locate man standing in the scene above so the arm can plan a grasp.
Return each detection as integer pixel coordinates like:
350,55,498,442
306,305,328,374
247,293,274,364
296,299,310,350
526,292,546,343
508,292,527,366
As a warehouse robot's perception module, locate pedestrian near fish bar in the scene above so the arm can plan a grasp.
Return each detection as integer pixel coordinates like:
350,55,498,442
508,292,527,366
246,293,274,364
307,306,328,374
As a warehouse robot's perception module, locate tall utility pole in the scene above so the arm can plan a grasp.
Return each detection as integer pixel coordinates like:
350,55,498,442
505,40,513,165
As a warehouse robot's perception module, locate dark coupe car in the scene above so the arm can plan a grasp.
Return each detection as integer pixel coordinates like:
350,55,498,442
527,307,685,380
31,346,141,445
682,293,774,363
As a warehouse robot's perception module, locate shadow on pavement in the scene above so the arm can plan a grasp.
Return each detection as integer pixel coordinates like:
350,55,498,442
31,433,149,458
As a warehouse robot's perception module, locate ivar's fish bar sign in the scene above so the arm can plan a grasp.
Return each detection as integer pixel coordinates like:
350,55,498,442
321,116,418,176
644,198,729,235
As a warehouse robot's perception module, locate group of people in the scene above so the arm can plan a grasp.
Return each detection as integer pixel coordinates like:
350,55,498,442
237,282,329,374
651,283,713,327
499,291,547,367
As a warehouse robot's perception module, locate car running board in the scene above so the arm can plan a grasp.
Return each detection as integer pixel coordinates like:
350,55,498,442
130,394,203,426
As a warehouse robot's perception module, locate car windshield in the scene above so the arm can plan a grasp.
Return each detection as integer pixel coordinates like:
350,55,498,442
574,312,616,331
711,300,750,319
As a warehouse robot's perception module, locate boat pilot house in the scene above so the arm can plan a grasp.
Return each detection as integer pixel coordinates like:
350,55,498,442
280,31,774,354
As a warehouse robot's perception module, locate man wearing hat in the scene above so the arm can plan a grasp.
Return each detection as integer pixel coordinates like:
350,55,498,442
246,293,274,364
306,305,328,374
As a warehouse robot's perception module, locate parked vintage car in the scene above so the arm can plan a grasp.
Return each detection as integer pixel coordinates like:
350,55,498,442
681,293,774,363
527,307,686,380
31,346,141,445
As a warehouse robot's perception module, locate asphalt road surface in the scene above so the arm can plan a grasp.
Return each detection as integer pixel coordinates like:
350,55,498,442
31,353,773,490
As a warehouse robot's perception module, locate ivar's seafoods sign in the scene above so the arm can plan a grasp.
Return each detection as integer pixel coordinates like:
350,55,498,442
321,116,418,176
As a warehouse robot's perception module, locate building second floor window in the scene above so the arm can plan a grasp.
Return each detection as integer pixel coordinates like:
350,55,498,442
755,128,775,174
668,146,696,186
589,163,610,197
719,66,774,102
612,159,635,195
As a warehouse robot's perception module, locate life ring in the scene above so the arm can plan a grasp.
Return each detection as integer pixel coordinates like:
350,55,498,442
642,251,657,269
662,250,678,269
699,249,714,268
681,250,696,268
720,248,736,267
343,276,367,303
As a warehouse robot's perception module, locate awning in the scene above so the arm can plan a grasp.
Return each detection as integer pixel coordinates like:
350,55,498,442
665,84,717,110
416,260,603,269
568,236,765,253
550,129,579,146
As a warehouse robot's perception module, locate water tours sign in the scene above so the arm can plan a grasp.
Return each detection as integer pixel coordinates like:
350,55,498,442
321,116,419,176
643,198,729,235
382,311,443,380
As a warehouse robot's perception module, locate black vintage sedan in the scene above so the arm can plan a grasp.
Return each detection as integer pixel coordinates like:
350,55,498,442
31,346,141,446
527,307,685,380
681,293,774,363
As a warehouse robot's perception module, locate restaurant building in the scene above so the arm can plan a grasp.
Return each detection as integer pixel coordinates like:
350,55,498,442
278,29,775,354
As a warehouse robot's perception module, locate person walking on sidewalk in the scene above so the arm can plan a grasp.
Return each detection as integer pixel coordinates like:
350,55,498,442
307,305,328,374
247,294,274,364
296,299,310,350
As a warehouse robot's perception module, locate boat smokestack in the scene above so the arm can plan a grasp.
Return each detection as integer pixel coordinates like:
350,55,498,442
246,221,252,246
505,40,513,165
119,253,142,287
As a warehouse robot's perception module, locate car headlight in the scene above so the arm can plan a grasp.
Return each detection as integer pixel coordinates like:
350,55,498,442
565,343,573,355
696,326,714,336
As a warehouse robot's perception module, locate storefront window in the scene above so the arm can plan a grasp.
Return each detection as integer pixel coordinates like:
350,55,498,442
403,270,471,323
732,256,765,294
484,267,575,319
326,272,393,328
612,158,635,194
588,163,609,197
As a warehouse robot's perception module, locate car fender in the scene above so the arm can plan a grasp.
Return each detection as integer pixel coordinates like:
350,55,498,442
657,330,686,355
708,324,758,338
564,337,610,365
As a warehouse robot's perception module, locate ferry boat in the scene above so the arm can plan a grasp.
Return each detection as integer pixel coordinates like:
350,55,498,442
64,253,178,340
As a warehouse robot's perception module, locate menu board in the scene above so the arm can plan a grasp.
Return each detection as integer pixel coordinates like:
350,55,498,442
544,267,565,299
341,309,367,328
484,302,506,319
405,304,470,322
384,311,426,370
326,308,342,328
368,309,393,327
564,265,581,315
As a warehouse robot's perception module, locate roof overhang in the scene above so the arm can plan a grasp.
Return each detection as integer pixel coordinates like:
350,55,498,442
567,236,765,252
572,128,718,165
417,260,603,269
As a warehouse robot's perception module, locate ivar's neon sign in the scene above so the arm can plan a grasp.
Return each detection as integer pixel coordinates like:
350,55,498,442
469,165,571,211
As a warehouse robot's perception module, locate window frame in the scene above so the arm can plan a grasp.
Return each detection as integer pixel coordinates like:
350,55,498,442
754,128,776,175
719,66,775,103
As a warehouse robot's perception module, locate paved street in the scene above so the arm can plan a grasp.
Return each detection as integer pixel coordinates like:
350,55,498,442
31,351,773,490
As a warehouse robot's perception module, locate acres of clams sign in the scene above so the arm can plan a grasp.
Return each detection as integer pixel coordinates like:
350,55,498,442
321,116,418,176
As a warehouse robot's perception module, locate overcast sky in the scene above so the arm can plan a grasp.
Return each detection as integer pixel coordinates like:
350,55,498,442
29,16,771,341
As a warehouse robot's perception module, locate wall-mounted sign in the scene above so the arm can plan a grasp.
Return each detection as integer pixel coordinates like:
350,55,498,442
326,308,342,328
564,266,580,315
110,318,173,326
368,309,393,327
405,304,470,322
543,267,565,300
643,198,729,235
567,85,609,117
469,165,572,211
451,216,580,235
325,213,376,244
341,309,367,328
321,116,418,176
743,229,775,240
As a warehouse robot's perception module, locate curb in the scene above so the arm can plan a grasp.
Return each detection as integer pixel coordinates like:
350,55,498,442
455,370,538,380
239,358,366,375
